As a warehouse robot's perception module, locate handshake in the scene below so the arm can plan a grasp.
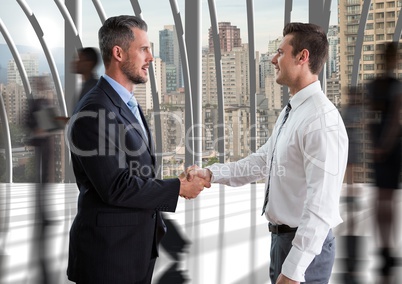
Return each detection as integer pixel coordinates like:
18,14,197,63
178,165,213,199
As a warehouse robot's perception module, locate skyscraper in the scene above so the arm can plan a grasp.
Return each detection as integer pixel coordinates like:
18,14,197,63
327,25,339,78
159,25,182,91
339,0,402,91
202,44,258,106
0,82,27,125
208,22,242,52
7,53,39,85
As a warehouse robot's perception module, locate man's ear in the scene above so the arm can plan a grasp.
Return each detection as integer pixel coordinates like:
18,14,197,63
112,46,124,62
298,49,309,65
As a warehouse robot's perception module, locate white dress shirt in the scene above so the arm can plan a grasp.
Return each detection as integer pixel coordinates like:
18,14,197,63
208,81,348,282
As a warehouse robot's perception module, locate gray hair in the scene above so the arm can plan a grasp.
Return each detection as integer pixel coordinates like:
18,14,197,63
98,15,148,67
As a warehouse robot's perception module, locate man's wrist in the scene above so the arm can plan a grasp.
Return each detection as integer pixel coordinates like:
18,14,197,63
206,168,212,180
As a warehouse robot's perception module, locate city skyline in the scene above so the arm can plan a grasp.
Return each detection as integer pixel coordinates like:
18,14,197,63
0,0,338,57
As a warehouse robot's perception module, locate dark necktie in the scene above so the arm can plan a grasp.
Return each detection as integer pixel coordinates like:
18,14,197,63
261,101,292,215
127,95,148,142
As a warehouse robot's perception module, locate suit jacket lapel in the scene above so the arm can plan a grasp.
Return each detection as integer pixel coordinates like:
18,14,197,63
137,105,152,147
137,105,156,166
98,77,153,155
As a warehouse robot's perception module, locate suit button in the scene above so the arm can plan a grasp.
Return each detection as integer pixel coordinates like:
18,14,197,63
152,213,156,219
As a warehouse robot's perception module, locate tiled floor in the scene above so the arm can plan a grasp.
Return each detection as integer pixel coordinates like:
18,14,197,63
0,182,401,283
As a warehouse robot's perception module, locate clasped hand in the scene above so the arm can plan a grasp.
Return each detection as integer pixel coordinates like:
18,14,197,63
178,165,212,199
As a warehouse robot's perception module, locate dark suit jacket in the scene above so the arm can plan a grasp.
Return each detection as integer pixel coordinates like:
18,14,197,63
67,77,180,283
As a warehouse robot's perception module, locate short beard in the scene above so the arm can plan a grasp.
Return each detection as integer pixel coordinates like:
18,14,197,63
121,62,147,85
127,73,147,85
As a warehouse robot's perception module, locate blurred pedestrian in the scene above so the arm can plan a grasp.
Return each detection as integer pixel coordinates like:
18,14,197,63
344,86,364,186
26,76,67,284
367,42,402,280
70,47,100,107
341,86,365,284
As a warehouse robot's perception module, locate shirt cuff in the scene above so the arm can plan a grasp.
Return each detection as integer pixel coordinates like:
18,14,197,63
206,165,219,183
281,246,315,282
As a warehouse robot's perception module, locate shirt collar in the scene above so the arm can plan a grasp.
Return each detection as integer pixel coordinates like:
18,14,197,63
103,74,133,105
288,80,322,110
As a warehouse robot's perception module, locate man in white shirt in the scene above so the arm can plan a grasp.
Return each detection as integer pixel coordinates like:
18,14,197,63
187,22,348,283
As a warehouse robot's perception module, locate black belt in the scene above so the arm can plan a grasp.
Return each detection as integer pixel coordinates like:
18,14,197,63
268,223,298,234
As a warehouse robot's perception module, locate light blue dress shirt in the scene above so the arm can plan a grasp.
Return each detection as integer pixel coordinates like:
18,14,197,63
103,75,148,141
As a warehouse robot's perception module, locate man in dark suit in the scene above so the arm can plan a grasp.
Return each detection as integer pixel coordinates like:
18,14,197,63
66,15,209,284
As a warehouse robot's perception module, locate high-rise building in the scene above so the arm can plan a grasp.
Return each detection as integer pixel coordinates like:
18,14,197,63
339,0,402,183
267,37,282,54
200,43,261,162
326,73,341,108
202,44,259,106
7,53,39,85
339,0,402,92
208,22,242,52
327,25,339,78
159,25,182,90
259,53,283,110
0,82,27,125
259,53,271,89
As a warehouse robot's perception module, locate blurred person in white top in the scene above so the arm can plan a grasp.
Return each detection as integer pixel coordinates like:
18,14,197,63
187,22,348,284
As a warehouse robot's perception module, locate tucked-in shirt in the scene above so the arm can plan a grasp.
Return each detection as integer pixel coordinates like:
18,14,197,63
208,80,348,282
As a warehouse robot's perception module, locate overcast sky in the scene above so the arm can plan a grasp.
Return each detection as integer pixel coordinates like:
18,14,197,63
0,0,338,56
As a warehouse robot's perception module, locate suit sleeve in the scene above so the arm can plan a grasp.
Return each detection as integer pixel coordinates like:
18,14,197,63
68,103,180,212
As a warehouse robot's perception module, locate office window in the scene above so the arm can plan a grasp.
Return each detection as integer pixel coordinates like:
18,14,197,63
376,44,385,51
347,25,359,33
363,54,374,61
347,0,360,4
347,5,361,14
387,2,395,8
363,44,374,51
377,63,385,70
347,15,360,22
376,2,384,9
364,74,375,80
364,35,374,41
386,22,395,28
386,11,395,18
363,64,374,70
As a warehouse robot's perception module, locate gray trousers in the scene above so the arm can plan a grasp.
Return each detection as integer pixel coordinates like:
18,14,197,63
269,229,335,284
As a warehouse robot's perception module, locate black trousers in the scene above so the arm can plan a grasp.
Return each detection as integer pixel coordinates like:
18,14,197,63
75,258,156,284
